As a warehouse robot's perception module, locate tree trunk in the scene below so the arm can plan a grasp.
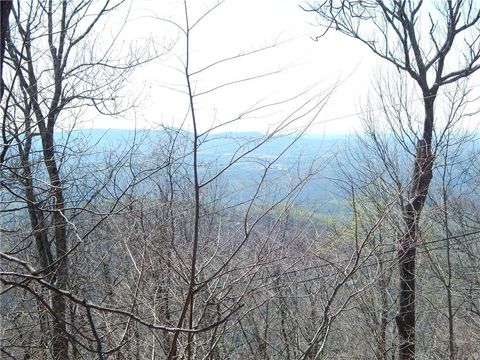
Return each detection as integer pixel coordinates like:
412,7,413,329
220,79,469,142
379,262,388,360
42,131,69,360
443,188,456,360
396,95,435,360
0,0,11,100
396,233,416,360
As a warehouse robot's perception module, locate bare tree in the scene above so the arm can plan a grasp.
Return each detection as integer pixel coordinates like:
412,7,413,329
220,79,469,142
144,2,352,359
0,0,146,358
2,0,337,358
304,1,480,358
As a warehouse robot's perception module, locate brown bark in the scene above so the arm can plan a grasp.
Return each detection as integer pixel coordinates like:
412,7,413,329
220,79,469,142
0,0,12,100
396,95,435,360
41,129,69,359
378,260,388,360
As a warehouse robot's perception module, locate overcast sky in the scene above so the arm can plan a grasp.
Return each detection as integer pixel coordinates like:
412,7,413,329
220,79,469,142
86,0,473,136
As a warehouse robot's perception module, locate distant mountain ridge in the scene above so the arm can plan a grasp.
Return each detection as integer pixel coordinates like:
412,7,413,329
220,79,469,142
55,128,351,214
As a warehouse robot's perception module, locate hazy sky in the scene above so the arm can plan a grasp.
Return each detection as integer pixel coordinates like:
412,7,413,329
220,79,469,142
85,0,405,135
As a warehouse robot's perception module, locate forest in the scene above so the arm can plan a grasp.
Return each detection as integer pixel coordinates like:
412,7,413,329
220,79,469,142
1,1,479,359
